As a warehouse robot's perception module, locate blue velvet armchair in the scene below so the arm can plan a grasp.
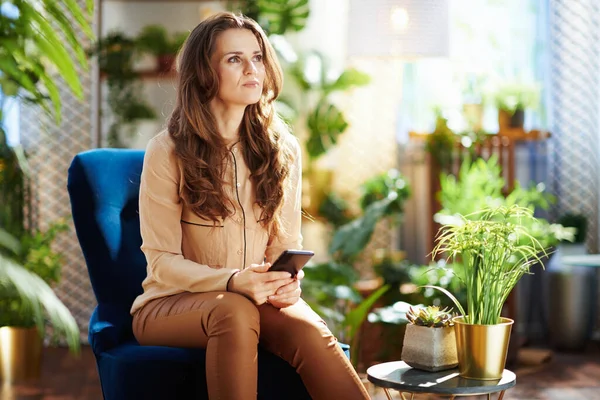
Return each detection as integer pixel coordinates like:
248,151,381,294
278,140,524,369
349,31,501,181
67,148,349,400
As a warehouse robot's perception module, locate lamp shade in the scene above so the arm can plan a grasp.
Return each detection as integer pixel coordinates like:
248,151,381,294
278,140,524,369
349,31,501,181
347,0,449,59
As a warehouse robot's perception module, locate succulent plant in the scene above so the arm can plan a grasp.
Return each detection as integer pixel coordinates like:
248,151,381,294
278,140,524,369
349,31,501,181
406,306,453,327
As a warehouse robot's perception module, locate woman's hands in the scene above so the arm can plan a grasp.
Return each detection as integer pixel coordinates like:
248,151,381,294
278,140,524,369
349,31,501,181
267,269,304,309
227,263,294,305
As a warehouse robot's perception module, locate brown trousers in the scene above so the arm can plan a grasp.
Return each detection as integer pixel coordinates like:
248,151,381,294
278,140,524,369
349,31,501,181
132,292,370,400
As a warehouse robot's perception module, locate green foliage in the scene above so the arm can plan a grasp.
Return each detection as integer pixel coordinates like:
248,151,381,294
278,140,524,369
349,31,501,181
406,262,467,309
283,51,370,161
359,169,411,213
557,213,587,244
0,128,26,237
0,220,69,328
330,169,411,262
317,192,352,228
0,0,89,351
136,25,188,55
431,205,547,325
256,0,310,35
493,82,541,114
228,0,310,35
406,305,453,327
302,262,389,366
425,113,456,170
437,156,575,248
89,31,157,147
0,0,94,122
305,100,348,159
0,251,80,352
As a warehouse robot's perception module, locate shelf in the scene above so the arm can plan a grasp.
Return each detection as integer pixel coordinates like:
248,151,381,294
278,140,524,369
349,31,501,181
409,129,551,142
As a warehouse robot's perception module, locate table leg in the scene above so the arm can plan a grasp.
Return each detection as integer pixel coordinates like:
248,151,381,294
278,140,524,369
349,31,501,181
497,390,506,400
383,388,394,400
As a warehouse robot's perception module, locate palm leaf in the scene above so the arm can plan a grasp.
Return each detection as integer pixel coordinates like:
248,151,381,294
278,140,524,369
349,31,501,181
23,2,83,99
60,0,94,39
0,254,80,352
44,1,87,67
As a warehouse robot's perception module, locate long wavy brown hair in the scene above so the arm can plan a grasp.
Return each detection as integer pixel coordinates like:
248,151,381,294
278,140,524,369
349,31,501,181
168,12,294,236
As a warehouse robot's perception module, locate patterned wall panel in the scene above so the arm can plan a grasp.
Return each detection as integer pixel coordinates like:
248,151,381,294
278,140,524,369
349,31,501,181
19,1,96,343
548,0,600,336
548,0,600,252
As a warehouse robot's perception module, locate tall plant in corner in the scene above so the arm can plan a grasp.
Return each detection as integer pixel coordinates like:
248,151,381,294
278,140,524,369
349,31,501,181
0,0,95,351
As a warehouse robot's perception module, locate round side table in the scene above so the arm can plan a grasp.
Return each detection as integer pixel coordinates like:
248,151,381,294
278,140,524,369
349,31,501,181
367,361,516,400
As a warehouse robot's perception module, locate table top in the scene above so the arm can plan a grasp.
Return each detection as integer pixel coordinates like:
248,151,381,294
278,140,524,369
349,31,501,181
367,361,516,395
561,254,600,267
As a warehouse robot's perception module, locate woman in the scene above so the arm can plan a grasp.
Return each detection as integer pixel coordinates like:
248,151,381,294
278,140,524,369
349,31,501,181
130,12,370,400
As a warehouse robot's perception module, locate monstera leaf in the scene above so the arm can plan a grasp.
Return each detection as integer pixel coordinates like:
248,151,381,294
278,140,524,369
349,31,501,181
306,100,348,160
257,0,310,35
329,198,393,261
324,68,371,94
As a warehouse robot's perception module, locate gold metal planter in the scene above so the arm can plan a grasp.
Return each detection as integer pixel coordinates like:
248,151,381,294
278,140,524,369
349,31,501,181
453,317,513,380
0,327,43,383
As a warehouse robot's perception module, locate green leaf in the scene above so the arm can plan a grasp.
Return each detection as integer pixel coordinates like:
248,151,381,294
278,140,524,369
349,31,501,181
0,55,38,95
343,284,390,364
329,198,391,260
306,101,348,160
61,0,94,39
257,0,310,35
25,3,83,99
0,254,80,353
45,1,88,68
0,229,21,255
324,68,371,94
39,70,63,122
422,285,466,317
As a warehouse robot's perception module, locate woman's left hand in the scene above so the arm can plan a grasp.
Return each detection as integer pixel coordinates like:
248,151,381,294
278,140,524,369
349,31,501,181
267,269,304,309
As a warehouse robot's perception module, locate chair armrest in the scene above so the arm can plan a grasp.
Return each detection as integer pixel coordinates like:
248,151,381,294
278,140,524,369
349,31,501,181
88,304,133,354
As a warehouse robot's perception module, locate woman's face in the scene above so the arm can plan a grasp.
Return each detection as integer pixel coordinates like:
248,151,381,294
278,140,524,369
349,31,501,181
211,28,265,107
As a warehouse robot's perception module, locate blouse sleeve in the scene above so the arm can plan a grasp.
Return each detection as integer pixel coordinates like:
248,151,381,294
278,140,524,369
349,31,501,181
139,136,238,292
265,137,303,263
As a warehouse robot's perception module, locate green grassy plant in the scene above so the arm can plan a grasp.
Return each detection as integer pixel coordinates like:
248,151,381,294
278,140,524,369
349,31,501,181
428,205,546,325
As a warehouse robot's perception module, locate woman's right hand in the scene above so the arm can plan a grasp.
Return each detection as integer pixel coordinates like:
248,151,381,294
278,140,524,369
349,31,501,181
227,263,294,305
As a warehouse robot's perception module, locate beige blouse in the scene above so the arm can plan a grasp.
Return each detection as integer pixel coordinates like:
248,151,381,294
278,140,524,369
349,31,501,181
130,131,303,315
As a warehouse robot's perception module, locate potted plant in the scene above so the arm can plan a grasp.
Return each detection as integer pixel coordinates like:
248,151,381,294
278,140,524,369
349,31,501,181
401,305,458,372
136,25,188,73
493,82,541,132
0,0,91,382
428,205,547,380
0,220,74,382
89,31,157,148
556,213,587,255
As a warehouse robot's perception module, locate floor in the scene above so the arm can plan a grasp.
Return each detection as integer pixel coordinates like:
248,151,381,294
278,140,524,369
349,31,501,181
0,342,599,400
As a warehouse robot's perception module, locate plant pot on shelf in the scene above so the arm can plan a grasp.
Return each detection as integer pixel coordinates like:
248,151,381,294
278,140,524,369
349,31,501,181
0,326,43,383
453,316,514,380
157,53,176,73
498,108,525,133
401,324,458,372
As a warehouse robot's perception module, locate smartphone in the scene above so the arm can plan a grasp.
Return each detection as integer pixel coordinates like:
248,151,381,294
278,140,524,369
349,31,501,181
269,250,314,278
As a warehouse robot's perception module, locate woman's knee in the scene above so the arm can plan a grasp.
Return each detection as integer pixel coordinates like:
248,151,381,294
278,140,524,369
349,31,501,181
280,317,335,352
210,292,260,334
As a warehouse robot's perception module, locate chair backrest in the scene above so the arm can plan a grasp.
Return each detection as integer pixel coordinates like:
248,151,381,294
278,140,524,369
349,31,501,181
67,149,147,307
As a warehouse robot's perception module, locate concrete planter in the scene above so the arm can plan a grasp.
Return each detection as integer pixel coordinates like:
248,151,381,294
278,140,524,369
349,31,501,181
401,324,458,372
